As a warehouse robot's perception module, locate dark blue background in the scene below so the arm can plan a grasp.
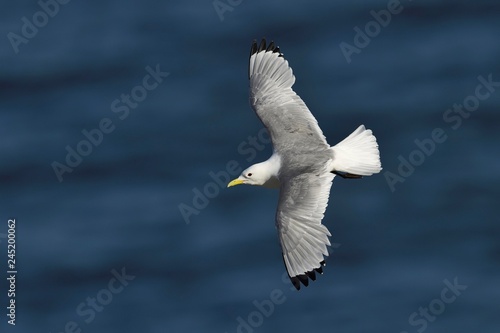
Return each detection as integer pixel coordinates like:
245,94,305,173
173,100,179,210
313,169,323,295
1,0,499,332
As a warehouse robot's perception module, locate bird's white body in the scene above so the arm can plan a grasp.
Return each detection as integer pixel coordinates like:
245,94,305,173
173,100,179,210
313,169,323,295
228,39,382,290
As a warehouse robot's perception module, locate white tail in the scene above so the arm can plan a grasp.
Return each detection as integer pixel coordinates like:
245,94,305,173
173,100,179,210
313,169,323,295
330,125,382,176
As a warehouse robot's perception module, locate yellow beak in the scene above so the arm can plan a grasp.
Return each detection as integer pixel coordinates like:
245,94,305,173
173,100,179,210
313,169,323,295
227,178,245,188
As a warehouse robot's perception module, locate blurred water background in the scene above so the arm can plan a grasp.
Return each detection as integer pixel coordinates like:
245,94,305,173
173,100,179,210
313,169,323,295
1,0,499,332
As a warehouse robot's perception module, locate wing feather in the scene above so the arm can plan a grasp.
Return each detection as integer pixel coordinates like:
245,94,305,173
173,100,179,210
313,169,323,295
248,39,328,153
276,172,335,289
247,39,336,290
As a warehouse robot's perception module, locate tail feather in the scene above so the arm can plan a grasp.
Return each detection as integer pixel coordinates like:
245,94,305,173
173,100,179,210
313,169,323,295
330,125,382,176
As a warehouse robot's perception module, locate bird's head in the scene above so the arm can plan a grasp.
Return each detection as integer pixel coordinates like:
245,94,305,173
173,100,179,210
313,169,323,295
227,163,274,188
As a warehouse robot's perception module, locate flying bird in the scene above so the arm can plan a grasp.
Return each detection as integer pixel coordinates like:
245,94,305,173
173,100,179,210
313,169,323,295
227,39,382,290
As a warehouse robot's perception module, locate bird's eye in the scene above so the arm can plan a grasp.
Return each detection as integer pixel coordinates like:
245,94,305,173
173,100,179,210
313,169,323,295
247,173,252,177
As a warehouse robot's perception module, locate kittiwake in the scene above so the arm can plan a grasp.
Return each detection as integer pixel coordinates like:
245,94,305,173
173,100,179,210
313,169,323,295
227,39,382,290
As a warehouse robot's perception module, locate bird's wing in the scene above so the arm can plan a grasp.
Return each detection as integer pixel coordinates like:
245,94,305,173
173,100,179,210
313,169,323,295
276,172,334,290
248,39,329,153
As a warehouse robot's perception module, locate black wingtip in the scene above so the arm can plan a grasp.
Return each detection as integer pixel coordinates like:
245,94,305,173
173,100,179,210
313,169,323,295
258,38,266,52
306,270,317,281
250,39,258,57
266,40,275,52
249,38,283,58
288,261,327,290
290,276,301,290
248,38,284,79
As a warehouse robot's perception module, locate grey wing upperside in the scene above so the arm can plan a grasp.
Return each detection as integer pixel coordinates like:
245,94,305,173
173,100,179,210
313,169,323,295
248,39,329,153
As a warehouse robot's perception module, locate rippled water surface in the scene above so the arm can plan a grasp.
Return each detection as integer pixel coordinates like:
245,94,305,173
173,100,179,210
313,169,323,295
1,1,499,332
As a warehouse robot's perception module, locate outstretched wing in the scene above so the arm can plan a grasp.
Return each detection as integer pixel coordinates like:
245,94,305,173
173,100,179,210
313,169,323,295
276,172,335,290
248,39,329,153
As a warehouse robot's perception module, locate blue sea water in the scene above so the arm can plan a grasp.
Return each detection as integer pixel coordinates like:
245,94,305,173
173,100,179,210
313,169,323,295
1,1,499,332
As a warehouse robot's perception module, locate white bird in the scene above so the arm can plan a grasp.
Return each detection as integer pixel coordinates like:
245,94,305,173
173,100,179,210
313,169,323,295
227,39,382,290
